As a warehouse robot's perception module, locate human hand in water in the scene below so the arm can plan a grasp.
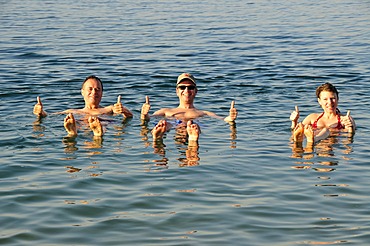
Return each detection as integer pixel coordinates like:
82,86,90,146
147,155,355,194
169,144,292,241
33,96,47,117
224,101,237,122
290,106,300,129
113,95,124,114
341,110,354,133
290,106,300,122
113,95,133,117
141,96,151,120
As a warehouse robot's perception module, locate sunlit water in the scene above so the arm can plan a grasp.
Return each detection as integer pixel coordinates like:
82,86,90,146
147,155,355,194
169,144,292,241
1,0,370,245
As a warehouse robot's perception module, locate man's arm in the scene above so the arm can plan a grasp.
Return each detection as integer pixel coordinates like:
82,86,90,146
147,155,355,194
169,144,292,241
202,101,237,123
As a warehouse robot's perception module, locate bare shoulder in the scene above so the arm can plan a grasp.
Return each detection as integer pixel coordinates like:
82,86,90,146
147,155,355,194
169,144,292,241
62,109,81,114
153,108,170,116
302,113,320,125
202,110,217,117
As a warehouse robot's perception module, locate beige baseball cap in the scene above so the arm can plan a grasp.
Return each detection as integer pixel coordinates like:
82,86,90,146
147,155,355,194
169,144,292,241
177,73,196,85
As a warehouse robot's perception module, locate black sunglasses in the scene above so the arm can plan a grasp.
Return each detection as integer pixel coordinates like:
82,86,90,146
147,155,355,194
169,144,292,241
177,85,196,90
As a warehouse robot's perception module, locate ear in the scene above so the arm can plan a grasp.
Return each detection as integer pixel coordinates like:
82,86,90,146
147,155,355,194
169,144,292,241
81,88,84,96
317,97,322,106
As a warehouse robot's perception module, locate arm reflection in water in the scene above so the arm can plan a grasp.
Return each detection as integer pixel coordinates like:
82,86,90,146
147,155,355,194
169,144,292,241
290,131,354,161
61,116,132,155
178,121,200,167
32,117,46,138
140,120,201,168
140,121,169,168
229,123,237,149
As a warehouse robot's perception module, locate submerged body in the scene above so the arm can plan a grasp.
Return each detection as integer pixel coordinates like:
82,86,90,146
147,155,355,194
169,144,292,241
33,75,133,137
290,83,355,143
141,73,237,141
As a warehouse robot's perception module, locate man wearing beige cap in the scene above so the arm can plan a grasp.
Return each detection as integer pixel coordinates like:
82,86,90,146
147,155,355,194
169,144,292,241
141,73,237,142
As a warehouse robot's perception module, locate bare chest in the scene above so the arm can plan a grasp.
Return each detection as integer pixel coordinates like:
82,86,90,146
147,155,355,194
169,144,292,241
165,108,205,120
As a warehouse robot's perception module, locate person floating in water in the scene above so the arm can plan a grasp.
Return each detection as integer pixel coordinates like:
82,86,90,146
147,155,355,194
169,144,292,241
33,75,133,137
290,82,355,143
140,72,238,143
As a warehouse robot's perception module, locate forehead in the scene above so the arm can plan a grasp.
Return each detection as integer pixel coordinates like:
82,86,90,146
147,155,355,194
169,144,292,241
319,90,337,98
177,79,196,86
83,78,102,89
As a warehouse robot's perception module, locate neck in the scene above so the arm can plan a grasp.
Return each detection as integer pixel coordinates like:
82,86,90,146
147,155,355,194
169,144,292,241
178,102,195,109
84,104,100,110
323,109,338,118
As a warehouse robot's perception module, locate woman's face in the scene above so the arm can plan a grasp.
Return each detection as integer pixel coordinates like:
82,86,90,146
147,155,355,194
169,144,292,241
318,90,338,113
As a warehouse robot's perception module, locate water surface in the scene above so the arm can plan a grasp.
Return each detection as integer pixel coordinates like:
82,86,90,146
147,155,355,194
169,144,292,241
1,0,370,245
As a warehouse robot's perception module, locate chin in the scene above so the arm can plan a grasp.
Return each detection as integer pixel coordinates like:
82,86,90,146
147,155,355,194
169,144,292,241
327,108,336,113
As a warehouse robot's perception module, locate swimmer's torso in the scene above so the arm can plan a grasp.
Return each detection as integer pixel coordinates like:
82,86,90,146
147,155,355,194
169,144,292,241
162,108,207,120
64,105,113,116
306,112,344,130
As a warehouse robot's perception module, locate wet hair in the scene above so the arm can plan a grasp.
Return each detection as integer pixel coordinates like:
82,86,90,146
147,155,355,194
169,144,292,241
315,82,338,99
81,75,103,91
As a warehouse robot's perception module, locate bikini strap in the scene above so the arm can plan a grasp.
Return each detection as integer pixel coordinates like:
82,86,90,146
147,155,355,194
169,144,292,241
312,112,324,129
336,108,344,129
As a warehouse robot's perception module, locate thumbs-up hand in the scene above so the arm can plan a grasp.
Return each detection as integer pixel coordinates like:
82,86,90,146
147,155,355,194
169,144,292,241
33,96,47,117
113,95,133,118
341,110,353,132
290,106,300,122
141,96,151,120
113,95,123,114
224,101,237,122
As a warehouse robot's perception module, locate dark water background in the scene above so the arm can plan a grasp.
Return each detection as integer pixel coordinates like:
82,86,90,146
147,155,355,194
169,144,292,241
1,0,370,245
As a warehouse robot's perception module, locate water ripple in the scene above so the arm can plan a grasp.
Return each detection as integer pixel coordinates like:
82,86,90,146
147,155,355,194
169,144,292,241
1,0,370,245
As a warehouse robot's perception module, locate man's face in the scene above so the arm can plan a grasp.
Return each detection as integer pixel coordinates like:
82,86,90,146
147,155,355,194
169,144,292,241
81,78,103,106
176,79,197,103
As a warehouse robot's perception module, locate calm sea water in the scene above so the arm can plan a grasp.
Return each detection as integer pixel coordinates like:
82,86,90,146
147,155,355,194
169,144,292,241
1,0,370,245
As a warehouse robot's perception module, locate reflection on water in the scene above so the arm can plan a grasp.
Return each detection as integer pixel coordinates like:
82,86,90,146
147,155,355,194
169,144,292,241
62,136,79,153
140,121,203,168
290,131,354,229
83,137,103,151
229,123,237,149
152,141,169,168
32,118,46,138
290,132,354,161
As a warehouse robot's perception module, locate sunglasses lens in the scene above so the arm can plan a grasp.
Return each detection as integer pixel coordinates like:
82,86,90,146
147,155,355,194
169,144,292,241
178,86,195,90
